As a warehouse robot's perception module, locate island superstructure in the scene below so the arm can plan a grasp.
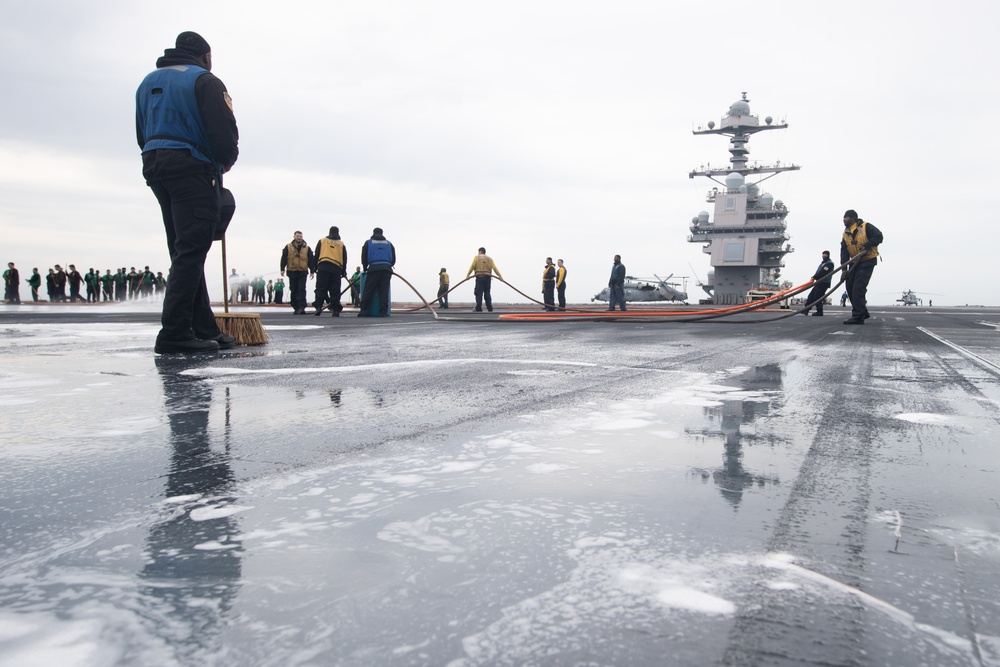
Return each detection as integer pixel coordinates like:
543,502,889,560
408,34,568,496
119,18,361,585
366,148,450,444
688,93,799,304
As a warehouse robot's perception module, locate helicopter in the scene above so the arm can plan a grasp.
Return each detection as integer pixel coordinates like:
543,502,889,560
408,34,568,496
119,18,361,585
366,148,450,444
894,289,942,306
592,274,689,304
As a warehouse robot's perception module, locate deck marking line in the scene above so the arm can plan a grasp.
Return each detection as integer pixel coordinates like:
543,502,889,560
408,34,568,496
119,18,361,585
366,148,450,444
917,326,1000,375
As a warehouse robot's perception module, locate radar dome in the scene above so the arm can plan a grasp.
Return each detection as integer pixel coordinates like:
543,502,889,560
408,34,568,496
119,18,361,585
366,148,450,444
761,193,774,208
725,172,745,190
707,120,716,129
774,199,784,209
747,182,759,196
765,116,773,125
728,100,751,116
698,211,710,224
739,185,748,194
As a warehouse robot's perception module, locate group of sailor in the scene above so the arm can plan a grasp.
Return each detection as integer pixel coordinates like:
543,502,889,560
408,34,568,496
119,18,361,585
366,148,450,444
3,263,166,304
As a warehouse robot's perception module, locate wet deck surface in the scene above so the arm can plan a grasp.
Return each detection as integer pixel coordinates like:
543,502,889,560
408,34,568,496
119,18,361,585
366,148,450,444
2,304,999,666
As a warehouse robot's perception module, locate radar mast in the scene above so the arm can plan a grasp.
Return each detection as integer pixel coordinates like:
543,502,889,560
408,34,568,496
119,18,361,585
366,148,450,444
687,93,800,304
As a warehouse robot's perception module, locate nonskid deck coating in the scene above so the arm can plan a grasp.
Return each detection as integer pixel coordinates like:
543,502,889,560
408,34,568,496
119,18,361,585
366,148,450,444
1,306,999,666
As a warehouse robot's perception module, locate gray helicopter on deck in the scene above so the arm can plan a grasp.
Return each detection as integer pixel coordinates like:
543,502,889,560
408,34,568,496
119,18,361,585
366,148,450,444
894,289,942,306
593,274,688,304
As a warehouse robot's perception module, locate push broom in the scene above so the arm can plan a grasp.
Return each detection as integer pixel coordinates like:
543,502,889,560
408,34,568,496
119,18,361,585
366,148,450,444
215,188,268,345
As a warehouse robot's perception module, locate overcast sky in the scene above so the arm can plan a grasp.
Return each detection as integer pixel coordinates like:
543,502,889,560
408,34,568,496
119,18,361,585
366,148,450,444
2,0,996,307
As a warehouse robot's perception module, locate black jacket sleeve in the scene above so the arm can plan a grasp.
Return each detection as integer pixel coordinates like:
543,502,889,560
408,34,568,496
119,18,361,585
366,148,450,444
862,222,883,249
195,73,239,171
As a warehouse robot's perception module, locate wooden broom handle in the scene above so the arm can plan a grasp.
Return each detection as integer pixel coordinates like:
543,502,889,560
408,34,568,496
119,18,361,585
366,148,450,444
220,235,230,314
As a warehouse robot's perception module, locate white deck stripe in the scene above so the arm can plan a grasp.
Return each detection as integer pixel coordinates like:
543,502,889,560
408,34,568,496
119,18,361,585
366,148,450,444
917,326,1000,375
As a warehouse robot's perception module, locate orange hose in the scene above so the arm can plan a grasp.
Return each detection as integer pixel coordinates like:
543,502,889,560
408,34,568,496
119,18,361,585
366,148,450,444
499,278,815,321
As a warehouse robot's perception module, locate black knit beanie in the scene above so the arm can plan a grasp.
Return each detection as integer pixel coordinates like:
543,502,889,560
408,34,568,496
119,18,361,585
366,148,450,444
175,31,211,56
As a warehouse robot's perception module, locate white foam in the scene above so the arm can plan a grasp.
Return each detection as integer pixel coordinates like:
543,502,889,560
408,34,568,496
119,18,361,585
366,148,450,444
347,493,379,506
894,413,951,424
235,520,327,541
0,371,61,391
0,613,119,667
192,540,240,551
691,384,743,393
189,505,252,521
0,607,176,667
392,638,432,656
0,322,158,349
589,418,656,431
260,325,325,330
376,474,427,486
182,357,600,378
525,463,567,474
435,461,483,474
0,397,38,406
574,536,626,548
655,586,736,615
161,494,201,505
766,581,801,591
928,526,1000,557
505,369,559,376
679,397,725,407
377,519,465,554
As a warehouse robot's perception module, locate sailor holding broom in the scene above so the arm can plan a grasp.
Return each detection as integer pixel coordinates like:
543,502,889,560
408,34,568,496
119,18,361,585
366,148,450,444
136,31,239,354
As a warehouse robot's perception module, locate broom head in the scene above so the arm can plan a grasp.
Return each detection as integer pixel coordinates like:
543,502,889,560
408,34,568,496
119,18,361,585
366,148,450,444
215,312,268,346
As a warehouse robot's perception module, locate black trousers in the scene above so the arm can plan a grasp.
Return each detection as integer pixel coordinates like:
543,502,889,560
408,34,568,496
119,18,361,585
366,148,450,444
150,172,221,343
361,268,392,315
287,271,308,311
314,266,344,311
543,282,555,310
474,275,493,311
804,282,830,314
608,285,626,311
846,260,876,320
557,283,566,309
